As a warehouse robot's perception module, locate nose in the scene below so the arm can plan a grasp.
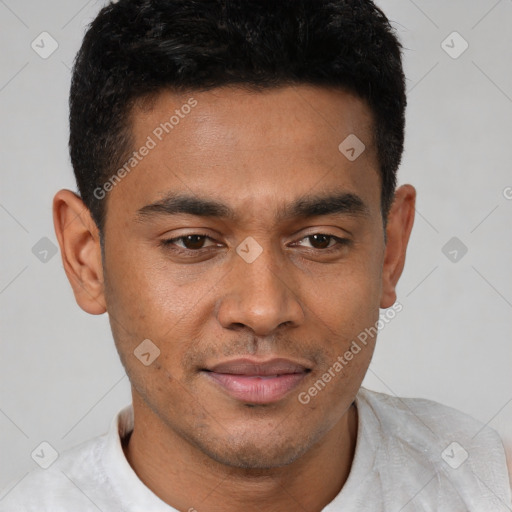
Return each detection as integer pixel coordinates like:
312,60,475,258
216,244,305,336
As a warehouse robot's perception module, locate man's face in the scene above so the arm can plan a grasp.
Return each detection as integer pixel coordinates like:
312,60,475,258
102,85,386,468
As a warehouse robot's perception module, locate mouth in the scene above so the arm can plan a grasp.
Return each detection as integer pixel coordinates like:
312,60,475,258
201,358,312,404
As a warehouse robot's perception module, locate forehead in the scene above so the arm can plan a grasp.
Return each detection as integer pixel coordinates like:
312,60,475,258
107,85,380,224
133,84,374,154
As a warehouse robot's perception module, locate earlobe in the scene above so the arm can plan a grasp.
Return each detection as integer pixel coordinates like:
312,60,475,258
380,184,416,309
53,189,107,315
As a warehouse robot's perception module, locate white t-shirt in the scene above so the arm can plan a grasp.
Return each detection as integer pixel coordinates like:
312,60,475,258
1,388,510,511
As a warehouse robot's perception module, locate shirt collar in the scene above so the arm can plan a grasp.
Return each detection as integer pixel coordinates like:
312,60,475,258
100,404,178,511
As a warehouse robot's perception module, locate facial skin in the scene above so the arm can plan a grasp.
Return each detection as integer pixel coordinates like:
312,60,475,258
54,85,415,512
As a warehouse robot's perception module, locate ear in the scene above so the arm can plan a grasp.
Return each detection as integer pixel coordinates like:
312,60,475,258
380,184,416,308
53,189,106,315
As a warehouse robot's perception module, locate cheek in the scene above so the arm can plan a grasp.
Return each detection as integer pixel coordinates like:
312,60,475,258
104,243,211,330
306,259,382,334
102,244,226,387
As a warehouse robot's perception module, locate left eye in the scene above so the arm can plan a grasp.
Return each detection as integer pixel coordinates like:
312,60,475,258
294,234,346,250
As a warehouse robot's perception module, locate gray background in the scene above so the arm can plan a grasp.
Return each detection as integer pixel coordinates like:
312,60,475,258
1,0,511,493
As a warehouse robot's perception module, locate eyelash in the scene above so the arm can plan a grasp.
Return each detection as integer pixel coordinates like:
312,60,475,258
160,233,350,256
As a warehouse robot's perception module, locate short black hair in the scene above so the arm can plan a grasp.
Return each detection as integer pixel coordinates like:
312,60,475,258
69,0,406,231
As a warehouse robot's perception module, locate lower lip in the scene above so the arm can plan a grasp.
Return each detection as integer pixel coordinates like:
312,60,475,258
204,372,307,404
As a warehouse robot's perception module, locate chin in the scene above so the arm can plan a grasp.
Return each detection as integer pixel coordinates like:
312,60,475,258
190,427,318,470
208,443,307,470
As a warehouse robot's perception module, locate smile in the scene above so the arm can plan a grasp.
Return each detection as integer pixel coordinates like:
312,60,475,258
202,357,311,404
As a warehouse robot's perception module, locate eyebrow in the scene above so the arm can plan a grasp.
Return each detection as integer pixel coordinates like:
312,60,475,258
136,191,369,222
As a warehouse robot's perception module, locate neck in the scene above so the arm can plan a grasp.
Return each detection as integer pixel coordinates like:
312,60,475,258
123,396,358,512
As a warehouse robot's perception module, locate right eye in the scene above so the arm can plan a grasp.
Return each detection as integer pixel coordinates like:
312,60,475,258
160,234,221,253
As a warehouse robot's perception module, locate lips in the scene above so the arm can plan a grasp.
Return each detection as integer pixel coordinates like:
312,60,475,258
202,358,311,404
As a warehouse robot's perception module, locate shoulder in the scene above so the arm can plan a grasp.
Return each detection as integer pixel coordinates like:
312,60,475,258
0,434,110,512
358,387,503,449
356,387,512,507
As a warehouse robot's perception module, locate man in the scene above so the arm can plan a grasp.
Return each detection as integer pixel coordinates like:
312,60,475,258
1,0,510,510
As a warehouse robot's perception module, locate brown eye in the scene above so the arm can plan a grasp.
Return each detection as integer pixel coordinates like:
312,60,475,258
180,235,207,250
296,234,345,250
307,234,333,249
161,234,216,251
